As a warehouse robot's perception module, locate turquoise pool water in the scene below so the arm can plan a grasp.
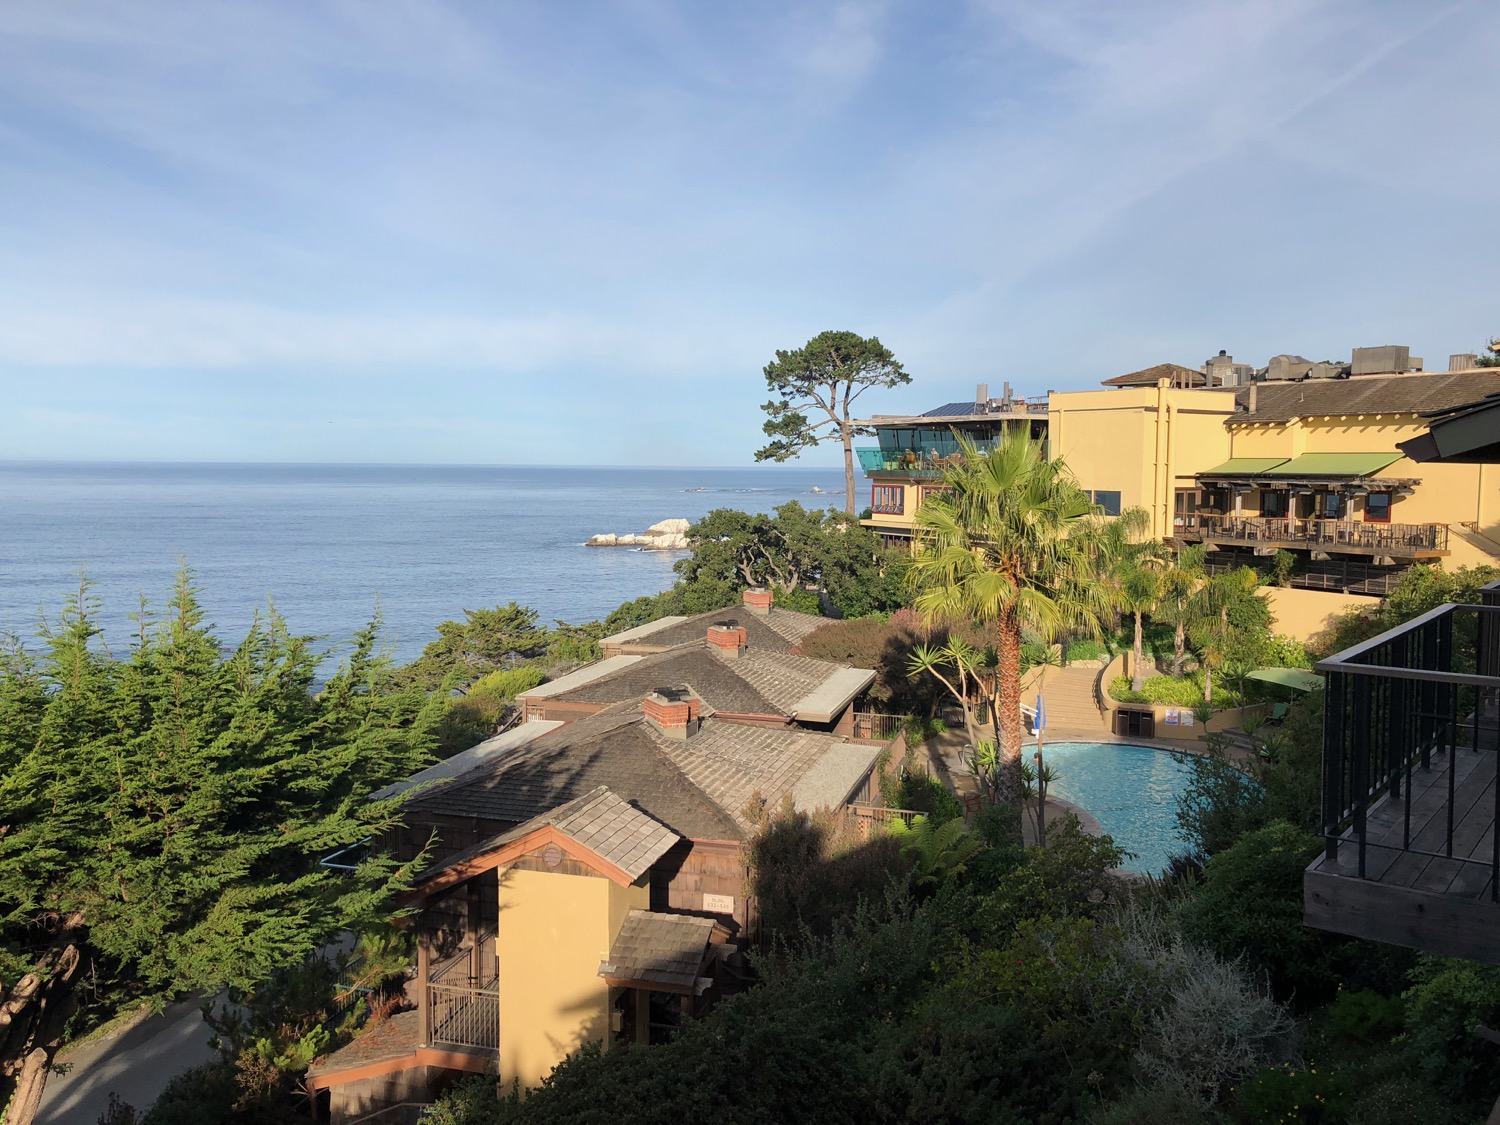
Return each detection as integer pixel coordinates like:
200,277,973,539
1040,741,1196,876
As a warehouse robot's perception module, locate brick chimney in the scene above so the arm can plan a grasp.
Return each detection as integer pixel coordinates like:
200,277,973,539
742,588,773,616
644,687,700,740
706,622,747,659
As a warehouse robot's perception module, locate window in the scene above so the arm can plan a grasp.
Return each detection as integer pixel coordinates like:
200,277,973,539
1320,493,1344,520
872,485,905,515
1261,491,1289,518
919,485,952,508
1365,492,1392,523
1174,489,1198,530
1091,490,1122,517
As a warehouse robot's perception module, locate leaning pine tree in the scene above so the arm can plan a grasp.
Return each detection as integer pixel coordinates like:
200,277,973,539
908,434,1114,805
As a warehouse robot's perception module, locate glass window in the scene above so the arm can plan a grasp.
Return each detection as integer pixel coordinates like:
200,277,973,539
872,485,905,515
1261,491,1288,518
1092,490,1122,517
1321,493,1344,519
1365,492,1392,523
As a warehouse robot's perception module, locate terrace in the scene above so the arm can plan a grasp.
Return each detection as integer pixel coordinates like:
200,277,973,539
1178,514,1449,559
856,440,998,478
1303,580,1500,963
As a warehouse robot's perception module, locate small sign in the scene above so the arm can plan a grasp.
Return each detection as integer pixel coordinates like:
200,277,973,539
1180,710,1195,728
703,893,735,914
1164,707,1180,726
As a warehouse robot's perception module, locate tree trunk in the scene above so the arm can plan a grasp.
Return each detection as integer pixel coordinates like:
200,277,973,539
996,609,1025,804
840,422,857,516
1132,611,1145,692
0,913,87,1125
1203,665,1213,705
1173,622,1186,676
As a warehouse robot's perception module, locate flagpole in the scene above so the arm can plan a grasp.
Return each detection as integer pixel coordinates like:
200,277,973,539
1034,691,1046,848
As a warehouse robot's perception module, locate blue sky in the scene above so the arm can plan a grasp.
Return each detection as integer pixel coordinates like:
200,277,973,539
2,0,1497,466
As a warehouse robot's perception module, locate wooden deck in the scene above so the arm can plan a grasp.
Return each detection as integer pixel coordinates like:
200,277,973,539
1305,744,1500,963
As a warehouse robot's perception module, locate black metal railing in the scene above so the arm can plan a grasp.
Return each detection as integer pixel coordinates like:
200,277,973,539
1318,579,1500,900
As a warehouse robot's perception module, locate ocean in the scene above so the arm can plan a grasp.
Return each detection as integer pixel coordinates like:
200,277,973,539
0,462,846,667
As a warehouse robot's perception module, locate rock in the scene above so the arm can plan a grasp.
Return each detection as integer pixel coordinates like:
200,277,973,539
585,520,691,550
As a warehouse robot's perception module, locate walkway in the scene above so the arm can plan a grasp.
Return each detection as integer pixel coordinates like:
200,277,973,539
1031,662,1112,741
36,997,219,1124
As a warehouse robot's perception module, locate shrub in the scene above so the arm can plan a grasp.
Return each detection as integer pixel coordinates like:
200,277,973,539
1400,955,1500,1109
468,665,546,702
1066,637,1105,663
1175,744,1267,858
772,585,822,614
1110,673,1231,709
1262,634,1314,669
1234,1062,1349,1125
1178,822,1331,1004
1323,988,1403,1045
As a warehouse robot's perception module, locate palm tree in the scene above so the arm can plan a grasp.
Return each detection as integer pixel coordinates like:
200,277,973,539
1101,508,1163,692
908,434,1113,802
1154,546,1207,676
1189,567,1261,704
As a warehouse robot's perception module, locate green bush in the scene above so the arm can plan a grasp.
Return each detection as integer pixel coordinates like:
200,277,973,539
773,585,822,614
1065,637,1105,662
1400,956,1500,1109
1110,673,1231,709
1234,1062,1350,1124
892,773,963,823
1175,744,1267,858
1323,988,1403,1045
1179,822,1331,1004
1262,634,1314,669
469,665,546,702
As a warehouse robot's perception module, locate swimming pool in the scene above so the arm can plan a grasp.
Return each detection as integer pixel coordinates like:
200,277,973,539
1039,741,1196,876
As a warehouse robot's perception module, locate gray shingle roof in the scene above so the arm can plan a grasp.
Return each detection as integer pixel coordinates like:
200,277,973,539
598,910,720,993
608,604,826,653
1101,362,1206,388
1234,371,1500,425
370,721,562,801
403,705,745,841
414,786,680,886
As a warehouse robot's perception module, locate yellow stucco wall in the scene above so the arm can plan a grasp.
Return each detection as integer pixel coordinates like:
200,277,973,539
1261,586,1377,643
496,866,648,1088
1048,383,1239,540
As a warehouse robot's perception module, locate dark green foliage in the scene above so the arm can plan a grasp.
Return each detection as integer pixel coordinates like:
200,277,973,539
1175,744,1268,858
771,584,821,614
398,602,548,690
890,773,963,823
141,1060,241,1124
433,665,548,757
0,571,433,1018
1233,1062,1350,1124
1179,822,1329,1003
1314,563,1500,657
1323,988,1403,1044
1399,956,1500,1109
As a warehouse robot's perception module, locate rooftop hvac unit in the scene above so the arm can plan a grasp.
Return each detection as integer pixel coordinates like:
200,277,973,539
1351,345,1411,376
1449,353,1480,371
1306,362,1345,380
1265,354,1313,382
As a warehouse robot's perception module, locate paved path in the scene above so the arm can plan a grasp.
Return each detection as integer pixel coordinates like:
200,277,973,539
37,998,218,1125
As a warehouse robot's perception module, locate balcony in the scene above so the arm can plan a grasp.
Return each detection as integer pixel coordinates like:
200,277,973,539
1177,514,1449,558
856,441,999,478
1304,581,1500,963
424,930,499,1051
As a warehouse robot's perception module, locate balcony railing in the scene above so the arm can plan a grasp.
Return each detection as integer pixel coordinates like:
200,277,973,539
425,932,499,1051
857,441,1000,476
1317,584,1500,899
1182,514,1448,554
852,711,906,741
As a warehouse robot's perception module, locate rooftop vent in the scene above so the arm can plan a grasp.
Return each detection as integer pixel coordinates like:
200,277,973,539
1265,354,1314,382
1450,353,1481,371
1351,345,1421,376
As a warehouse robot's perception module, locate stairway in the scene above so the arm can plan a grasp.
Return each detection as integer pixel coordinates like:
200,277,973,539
1030,663,1110,739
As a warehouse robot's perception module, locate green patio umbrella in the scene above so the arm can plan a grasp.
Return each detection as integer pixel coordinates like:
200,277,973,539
1247,667,1323,693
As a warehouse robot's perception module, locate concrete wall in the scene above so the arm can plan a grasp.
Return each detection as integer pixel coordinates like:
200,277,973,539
496,866,648,1088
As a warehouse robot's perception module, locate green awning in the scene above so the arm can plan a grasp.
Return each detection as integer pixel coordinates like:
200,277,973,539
1247,668,1323,692
1260,452,1402,478
1198,457,1289,476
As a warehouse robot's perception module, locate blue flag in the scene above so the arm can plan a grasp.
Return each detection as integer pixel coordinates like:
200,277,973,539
1035,693,1046,732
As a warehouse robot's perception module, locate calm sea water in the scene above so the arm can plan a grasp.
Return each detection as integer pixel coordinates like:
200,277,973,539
0,462,845,667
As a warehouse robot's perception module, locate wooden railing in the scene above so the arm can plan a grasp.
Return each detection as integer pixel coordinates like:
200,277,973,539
845,804,921,837
852,712,906,741
425,930,499,1051
1185,514,1448,554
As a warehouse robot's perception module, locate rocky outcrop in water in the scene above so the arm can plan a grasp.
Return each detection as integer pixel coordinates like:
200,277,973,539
586,518,691,550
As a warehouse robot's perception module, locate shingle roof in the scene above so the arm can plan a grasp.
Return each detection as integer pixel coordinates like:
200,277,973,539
402,705,745,841
548,645,781,716
307,1010,420,1080
645,721,839,831
370,721,562,800
416,786,681,885
1101,362,1206,388
609,604,826,652
1233,372,1500,425
598,910,721,993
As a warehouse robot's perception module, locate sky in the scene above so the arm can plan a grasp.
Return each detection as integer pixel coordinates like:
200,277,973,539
2,0,1497,466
